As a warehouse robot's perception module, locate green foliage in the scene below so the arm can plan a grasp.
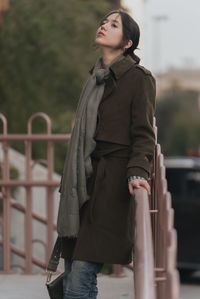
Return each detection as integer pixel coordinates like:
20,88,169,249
101,263,112,274
156,86,200,156
0,0,111,173
10,164,19,180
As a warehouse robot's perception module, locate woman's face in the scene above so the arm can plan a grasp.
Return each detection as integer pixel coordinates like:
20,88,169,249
95,13,124,51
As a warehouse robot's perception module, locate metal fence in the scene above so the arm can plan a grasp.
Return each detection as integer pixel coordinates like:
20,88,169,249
0,112,69,273
0,112,180,299
133,119,180,299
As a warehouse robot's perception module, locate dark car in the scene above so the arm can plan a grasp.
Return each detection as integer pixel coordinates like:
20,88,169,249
164,156,200,277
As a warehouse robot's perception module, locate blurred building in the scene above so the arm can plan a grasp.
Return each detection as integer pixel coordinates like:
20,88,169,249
156,68,200,98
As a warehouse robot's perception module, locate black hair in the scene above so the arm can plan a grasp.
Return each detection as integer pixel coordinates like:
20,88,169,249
99,9,140,64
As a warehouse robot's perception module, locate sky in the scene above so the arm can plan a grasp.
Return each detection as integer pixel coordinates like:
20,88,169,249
122,0,200,73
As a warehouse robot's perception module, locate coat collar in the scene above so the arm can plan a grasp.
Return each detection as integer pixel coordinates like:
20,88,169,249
89,55,137,80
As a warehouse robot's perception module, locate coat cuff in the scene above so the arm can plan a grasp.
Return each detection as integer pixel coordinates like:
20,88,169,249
127,166,149,181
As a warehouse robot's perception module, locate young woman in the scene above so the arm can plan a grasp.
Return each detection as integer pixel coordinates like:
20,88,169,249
56,9,156,299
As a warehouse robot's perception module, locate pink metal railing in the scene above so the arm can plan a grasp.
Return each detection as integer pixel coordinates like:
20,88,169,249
134,188,156,299
152,141,180,299
0,112,180,299
0,112,69,273
133,119,180,299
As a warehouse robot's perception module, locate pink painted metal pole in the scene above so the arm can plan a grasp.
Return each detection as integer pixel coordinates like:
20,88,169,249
24,139,33,273
0,112,71,274
0,113,11,273
10,197,56,228
27,113,55,264
0,134,70,141
46,139,55,262
133,188,156,299
151,118,180,299
110,264,124,277
0,180,60,187
25,113,51,273
0,239,47,270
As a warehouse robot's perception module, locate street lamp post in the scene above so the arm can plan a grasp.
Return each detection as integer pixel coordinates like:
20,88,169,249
152,14,168,75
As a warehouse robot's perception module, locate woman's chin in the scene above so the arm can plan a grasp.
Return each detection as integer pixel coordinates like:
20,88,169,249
94,42,109,51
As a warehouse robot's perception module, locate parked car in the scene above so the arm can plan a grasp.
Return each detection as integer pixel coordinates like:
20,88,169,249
164,156,200,278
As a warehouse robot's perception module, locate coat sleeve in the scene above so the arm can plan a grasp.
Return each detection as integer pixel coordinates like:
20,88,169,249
127,71,156,180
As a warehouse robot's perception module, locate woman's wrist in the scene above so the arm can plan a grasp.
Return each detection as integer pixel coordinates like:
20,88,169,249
128,175,147,183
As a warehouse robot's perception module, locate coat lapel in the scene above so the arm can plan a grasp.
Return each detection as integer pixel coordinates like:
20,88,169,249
101,76,115,101
89,55,137,102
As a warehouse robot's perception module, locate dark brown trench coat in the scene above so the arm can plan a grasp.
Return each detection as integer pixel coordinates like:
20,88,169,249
60,55,156,265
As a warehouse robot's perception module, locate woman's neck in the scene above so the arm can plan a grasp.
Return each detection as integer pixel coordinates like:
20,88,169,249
100,48,124,68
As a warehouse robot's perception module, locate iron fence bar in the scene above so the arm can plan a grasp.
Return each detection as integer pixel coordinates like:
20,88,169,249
0,239,47,269
0,180,60,187
151,120,180,299
133,188,156,299
46,140,55,262
24,140,33,273
0,112,70,274
0,114,11,273
8,197,56,228
0,134,70,141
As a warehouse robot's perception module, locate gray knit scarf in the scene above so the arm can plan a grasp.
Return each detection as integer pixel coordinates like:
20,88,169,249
56,54,125,237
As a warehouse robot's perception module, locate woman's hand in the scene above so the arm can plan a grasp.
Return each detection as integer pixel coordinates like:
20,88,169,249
128,179,151,196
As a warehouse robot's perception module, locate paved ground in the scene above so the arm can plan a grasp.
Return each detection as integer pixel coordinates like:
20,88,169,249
1,269,200,299
0,268,133,299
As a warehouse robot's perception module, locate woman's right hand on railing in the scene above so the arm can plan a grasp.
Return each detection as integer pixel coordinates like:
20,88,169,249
128,178,151,196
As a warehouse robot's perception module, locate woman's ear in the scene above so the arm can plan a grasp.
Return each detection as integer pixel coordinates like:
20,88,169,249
125,40,133,50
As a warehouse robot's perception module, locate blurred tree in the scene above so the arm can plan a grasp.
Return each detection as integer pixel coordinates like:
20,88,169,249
156,86,200,156
0,0,111,172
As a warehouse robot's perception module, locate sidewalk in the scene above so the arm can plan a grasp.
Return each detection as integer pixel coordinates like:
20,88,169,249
0,268,134,299
1,270,200,299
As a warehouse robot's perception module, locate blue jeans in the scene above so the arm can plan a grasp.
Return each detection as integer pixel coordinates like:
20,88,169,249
63,259,104,299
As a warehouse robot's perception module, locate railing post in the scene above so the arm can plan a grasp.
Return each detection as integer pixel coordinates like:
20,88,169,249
24,139,33,273
111,264,125,277
47,140,55,261
0,113,11,273
27,112,55,265
0,112,71,273
134,188,156,299
151,119,180,299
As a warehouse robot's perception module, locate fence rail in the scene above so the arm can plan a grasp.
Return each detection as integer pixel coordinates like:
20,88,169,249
0,112,180,299
134,188,156,299
133,119,180,299
0,112,69,273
